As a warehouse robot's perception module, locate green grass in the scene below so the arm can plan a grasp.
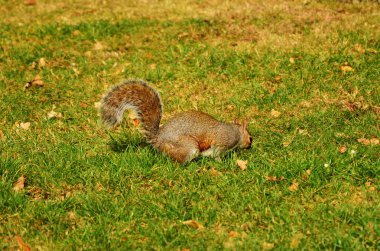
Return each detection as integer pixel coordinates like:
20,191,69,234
1,0,379,250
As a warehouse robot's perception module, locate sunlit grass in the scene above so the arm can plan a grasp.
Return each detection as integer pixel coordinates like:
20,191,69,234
0,0,379,250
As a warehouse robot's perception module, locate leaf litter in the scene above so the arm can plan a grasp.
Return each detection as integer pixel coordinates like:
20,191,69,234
25,74,44,89
236,159,248,170
183,220,204,230
13,176,25,192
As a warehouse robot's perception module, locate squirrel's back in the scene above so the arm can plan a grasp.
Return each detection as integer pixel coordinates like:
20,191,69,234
157,111,242,151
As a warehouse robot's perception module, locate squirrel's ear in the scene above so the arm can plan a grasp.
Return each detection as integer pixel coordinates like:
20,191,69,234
233,118,239,125
241,120,248,131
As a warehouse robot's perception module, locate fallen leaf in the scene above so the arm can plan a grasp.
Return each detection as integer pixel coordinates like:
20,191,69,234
338,145,347,153
339,63,354,73
149,63,156,69
266,176,277,182
84,51,92,57
282,141,291,147
288,179,299,192
178,32,189,39
72,30,81,36
228,231,239,238
368,186,376,192
25,75,44,89
47,111,59,119
290,233,304,249
270,109,281,118
275,75,281,81
299,100,312,108
38,58,46,68
28,62,36,70
25,0,36,5
94,41,104,50
289,57,295,64
266,176,285,182
354,44,365,54
47,106,63,119
262,242,275,250
16,235,31,251
366,48,378,54
20,122,31,130
236,159,248,170
79,102,88,108
358,138,379,145
210,167,219,177
302,169,311,180
0,130,5,141
67,211,76,220
370,138,380,145
13,176,25,192
183,220,204,230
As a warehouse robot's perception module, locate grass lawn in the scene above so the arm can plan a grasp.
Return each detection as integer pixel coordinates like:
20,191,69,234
1,0,379,250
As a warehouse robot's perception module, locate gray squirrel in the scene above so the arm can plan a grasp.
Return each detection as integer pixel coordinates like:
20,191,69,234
100,80,252,163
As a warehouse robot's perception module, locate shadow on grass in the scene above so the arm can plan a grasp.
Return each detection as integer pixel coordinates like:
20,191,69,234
107,132,149,153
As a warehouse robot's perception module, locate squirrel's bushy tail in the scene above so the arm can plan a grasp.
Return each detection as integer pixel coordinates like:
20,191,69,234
100,80,162,140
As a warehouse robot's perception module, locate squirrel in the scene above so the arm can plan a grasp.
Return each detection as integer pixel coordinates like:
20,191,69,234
100,80,252,164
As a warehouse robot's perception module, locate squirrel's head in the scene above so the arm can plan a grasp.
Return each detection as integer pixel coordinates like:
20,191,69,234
234,118,252,149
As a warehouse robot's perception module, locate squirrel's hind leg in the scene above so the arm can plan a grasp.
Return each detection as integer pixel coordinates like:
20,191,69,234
156,138,199,164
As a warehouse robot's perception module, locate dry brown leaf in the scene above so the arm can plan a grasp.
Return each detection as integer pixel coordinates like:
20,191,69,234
358,138,379,146
25,0,36,5
288,179,299,192
275,75,281,81
368,186,376,192
339,64,354,73
266,176,277,182
38,58,46,68
302,169,311,180
13,176,25,192
262,242,275,250
289,57,295,64
0,130,5,141
266,176,285,182
28,62,36,70
72,30,81,36
16,235,31,251
370,138,380,145
236,159,248,170
228,231,239,238
338,145,347,153
47,108,63,119
270,109,281,118
94,41,104,50
210,167,219,177
282,141,291,147
20,122,31,130
367,48,378,54
290,233,304,249
183,220,204,230
354,44,366,54
25,75,44,89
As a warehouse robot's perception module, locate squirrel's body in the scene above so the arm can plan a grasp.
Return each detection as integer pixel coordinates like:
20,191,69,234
100,80,251,163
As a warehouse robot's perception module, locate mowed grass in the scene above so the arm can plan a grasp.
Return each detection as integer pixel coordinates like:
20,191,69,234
0,0,379,250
